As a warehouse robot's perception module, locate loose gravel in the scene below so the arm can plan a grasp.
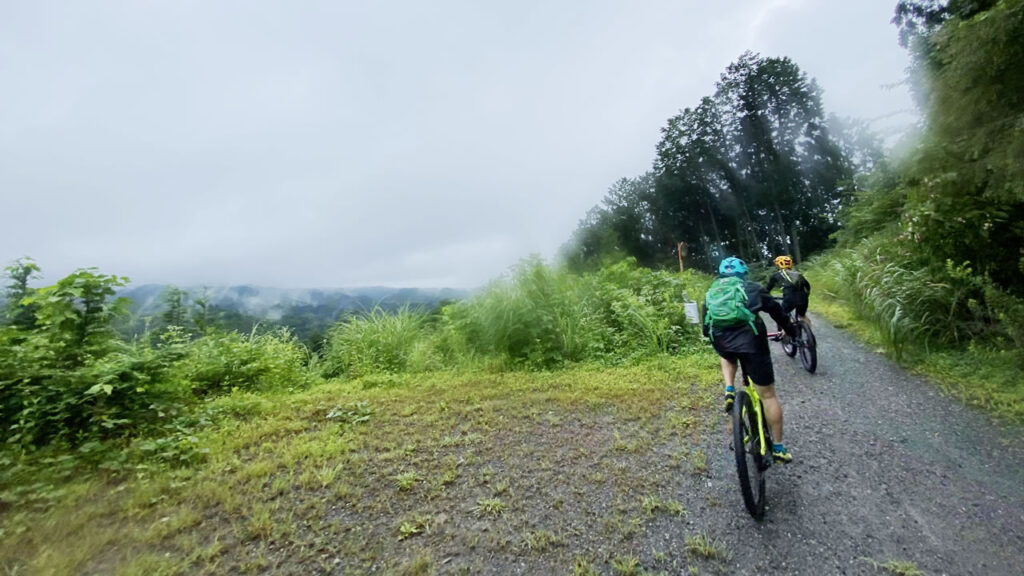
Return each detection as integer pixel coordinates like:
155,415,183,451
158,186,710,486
690,313,1024,575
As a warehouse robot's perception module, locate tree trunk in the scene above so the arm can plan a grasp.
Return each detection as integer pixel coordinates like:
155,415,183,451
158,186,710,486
773,201,790,255
791,222,802,263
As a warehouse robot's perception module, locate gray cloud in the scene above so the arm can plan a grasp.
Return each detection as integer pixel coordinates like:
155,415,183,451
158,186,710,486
0,0,913,288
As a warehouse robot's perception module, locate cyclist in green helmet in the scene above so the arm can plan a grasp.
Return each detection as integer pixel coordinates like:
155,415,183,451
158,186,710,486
702,256,797,463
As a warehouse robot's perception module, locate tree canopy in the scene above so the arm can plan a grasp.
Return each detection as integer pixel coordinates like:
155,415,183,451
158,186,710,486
565,52,856,272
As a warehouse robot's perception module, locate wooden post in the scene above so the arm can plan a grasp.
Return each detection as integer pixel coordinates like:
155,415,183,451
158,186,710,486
677,241,687,272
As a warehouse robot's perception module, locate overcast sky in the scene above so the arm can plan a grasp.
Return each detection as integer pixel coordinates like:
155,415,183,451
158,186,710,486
0,0,915,289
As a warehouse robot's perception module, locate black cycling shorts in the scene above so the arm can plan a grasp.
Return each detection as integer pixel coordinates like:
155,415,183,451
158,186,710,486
717,349,775,388
781,295,808,318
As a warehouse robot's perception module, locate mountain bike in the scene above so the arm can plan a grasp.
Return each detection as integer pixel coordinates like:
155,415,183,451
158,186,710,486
769,303,817,373
732,372,773,519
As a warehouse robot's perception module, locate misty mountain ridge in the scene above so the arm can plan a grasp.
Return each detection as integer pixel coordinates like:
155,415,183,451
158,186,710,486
120,284,470,320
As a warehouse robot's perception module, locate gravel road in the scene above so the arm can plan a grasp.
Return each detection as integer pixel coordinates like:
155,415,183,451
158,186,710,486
691,314,1024,575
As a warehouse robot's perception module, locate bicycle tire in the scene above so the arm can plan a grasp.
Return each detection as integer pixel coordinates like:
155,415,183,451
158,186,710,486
781,331,797,357
733,389,766,519
798,321,817,373
781,310,798,357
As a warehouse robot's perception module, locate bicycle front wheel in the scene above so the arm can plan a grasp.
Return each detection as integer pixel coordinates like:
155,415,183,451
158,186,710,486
798,322,817,373
733,389,766,519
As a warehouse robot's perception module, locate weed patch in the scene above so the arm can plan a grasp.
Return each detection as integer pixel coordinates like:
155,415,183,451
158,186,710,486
0,359,716,574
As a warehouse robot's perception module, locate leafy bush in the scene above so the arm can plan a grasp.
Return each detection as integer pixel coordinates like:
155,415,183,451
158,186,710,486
439,257,600,368
591,261,705,358
171,328,315,395
437,257,704,369
322,305,434,377
812,235,1021,358
0,270,189,448
0,264,319,452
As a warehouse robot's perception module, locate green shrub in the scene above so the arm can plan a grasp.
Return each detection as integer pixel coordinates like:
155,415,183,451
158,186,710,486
810,235,1024,356
171,328,314,395
0,270,190,448
439,257,704,369
440,257,600,369
323,305,433,377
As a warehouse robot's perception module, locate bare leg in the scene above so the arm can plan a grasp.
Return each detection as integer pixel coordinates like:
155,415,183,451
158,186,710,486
720,357,738,389
753,383,783,443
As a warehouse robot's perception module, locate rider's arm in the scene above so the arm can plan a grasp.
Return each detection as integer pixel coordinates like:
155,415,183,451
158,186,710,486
765,272,779,293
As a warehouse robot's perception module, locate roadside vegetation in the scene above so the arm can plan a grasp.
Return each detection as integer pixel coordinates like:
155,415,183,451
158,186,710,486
803,0,1024,422
4,2,1023,572
0,256,724,574
563,0,1024,423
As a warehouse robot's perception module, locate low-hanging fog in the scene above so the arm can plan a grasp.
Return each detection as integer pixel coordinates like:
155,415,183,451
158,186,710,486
0,0,914,289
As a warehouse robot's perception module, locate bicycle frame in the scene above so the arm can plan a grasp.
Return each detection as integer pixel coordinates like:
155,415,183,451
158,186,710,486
733,373,773,519
743,378,770,460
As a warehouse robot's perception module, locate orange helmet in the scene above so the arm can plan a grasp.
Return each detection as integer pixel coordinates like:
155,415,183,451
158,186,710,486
774,255,793,269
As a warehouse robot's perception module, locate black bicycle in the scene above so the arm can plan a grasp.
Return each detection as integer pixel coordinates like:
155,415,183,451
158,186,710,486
780,309,816,373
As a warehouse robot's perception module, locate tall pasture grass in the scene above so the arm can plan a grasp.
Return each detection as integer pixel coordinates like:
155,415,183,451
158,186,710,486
810,235,1019,357
322,257,710,374
807,237,1024,422
322,305,433,377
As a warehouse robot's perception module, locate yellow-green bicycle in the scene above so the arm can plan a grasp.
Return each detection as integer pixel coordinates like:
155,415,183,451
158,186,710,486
732,373,774,519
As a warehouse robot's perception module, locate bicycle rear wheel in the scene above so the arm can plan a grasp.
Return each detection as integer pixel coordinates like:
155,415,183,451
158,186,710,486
782,312,798,357
781,331,797,357
798,322,817,373
733,389,766,519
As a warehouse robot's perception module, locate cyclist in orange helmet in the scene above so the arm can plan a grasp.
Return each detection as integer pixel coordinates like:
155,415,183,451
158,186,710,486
766,255,811,329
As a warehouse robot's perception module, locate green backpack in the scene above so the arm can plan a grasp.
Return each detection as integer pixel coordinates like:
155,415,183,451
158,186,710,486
704,276,757,337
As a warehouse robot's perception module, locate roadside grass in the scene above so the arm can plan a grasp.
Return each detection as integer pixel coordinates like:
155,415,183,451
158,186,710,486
811,281,1024,424
862,557,925,576
0,354,723,575
684,532,727,560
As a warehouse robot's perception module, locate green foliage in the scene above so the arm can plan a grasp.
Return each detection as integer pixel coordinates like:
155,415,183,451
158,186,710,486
813,237,1011,355
323,305,433,377
565,52,857,271
562,175,659,272
835,160,907,244
0,269,177,448
319,257,706,374
589,260,704,358
0,264,318,456
809,244,1024,421
326,401,373,425
886,0,1024,293
822,1,1024,408
440,257,704,369
171,328,315,395
159,286,189,331
442,257,600,368
2,257,41,329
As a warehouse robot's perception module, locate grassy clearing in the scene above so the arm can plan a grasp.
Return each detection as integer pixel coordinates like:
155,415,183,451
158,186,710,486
1,354,722,575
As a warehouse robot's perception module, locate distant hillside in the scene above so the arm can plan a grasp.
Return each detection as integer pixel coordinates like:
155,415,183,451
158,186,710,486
116,284,471,346
120,284,470,320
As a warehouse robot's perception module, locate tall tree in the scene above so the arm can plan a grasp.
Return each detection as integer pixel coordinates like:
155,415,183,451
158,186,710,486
3,257,41,329
897,0,1024,291
160,286,189,330
567,53,856,272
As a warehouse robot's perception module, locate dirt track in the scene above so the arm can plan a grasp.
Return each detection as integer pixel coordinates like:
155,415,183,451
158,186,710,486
691,314,1024,575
